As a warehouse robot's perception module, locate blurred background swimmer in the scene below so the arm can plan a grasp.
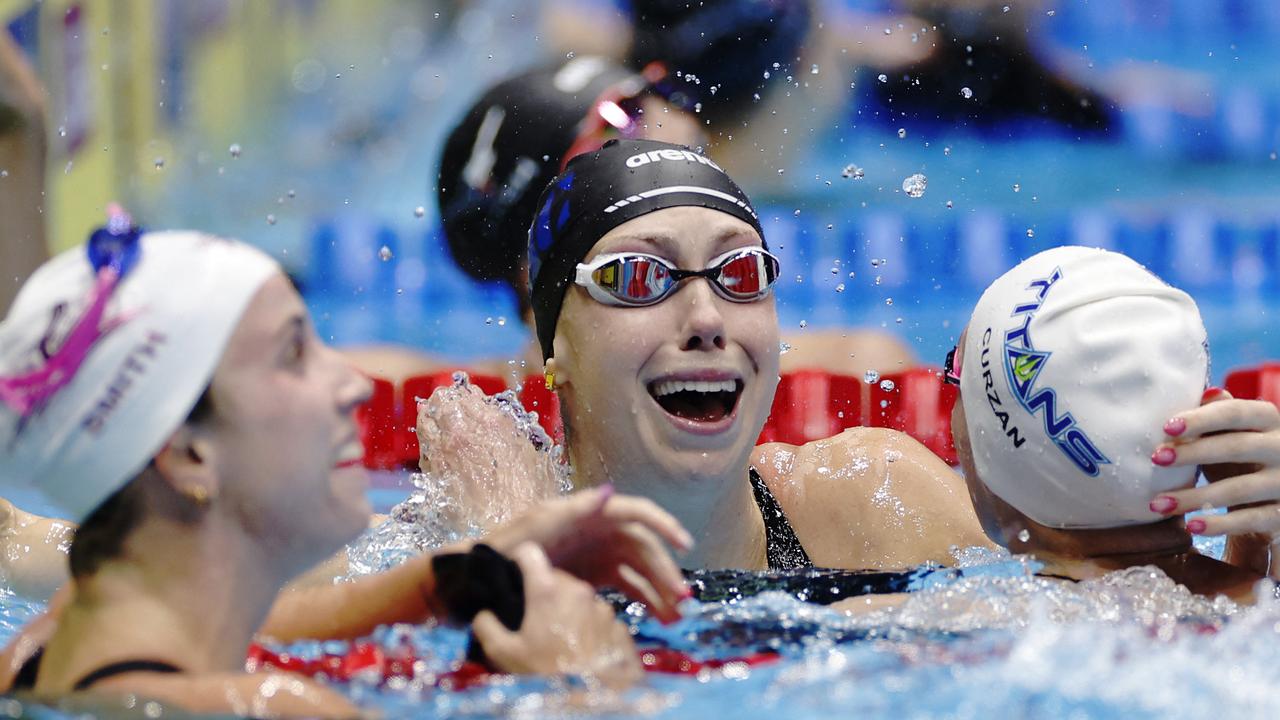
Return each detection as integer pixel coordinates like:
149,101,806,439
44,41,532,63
0,220,692,713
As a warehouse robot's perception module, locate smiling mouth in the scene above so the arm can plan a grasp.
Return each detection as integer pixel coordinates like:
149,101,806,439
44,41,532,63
647,378,744,424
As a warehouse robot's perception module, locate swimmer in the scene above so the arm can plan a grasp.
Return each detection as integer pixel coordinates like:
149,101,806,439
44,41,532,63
0,220,692,714
523,137,985,570
947,246,1272,601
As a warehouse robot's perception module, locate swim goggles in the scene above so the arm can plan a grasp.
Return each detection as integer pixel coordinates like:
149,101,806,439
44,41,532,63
574,246,780,307
560,63,685,171
943,345,962,386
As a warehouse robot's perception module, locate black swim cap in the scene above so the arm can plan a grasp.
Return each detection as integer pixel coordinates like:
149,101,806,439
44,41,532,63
436,58,636,284
527,139,764,361
627,0,812,124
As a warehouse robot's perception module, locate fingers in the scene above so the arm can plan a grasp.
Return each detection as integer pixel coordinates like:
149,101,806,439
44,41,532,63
1165,396,1280,439
471,610,520,669
1153,431,1280,468
612,564,683,625
1155,471,1280,515
596,495,695,553
610,525,689,613
1183,505,1280,538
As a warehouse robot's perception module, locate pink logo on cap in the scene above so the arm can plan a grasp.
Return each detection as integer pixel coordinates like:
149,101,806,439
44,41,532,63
0,266,133,419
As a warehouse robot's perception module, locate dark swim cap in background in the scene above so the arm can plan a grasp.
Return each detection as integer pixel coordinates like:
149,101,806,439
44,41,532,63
627,0,812,124
436,57,636,284
528,138,765,361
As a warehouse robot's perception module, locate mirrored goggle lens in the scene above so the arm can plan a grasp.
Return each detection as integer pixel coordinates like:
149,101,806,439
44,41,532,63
716,251,779,299
592,256,673,304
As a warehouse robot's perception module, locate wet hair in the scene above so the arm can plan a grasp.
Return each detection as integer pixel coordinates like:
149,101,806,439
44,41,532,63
67,387,214,578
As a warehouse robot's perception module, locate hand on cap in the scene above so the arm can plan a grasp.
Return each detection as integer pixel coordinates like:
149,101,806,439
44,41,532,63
471,543,642,687
482,486,694,624
1148,388,1280,577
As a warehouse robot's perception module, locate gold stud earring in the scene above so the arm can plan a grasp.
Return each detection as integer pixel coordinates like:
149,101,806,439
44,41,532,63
544,369,556,391
184,485,210,507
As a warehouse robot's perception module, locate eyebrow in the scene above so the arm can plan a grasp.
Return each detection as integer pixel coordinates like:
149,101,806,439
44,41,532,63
275,314,307,344
604,224,758,256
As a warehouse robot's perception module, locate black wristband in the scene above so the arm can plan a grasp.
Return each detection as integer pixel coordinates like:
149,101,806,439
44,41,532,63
430,543,526,666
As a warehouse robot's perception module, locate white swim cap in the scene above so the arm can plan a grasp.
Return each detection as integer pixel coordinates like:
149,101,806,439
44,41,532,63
0,227,279,522
959,246,1208,529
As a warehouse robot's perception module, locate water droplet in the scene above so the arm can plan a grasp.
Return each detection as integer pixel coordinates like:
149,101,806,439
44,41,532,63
1026,228,1035,238
1002,5,1010,12
379,245,393,261
266,214,276,225
57,125,66,137
877,74,888,83
793,209,801,216
153,157,164,169
879,379,896,392
885,298,894,306
864,370,881,384
287,189,296,198
841,163,865,180
799,320,808,329
0,170,8,178
413,206,425,218
946,200,954,209
897,128,907,139
229,143,242,158
1012,183,1021,193
960,87,973,99
565,51,575,59
901,173,927,198
485,316,494,325
835,283,845,293
943,146,952,156
810,63,820,74
1017,529,1031,542
871,258,882,268
879,399,889,408
779,341,792,355
1047,10,1056,16
883,27,892,35
777,168,785,175
497,317,507,326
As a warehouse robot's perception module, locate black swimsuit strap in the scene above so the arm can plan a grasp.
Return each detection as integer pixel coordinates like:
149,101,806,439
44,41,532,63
748,467,813,570
72,660,183,691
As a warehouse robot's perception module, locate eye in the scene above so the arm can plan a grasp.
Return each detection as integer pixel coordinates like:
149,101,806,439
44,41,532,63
284,332,306,366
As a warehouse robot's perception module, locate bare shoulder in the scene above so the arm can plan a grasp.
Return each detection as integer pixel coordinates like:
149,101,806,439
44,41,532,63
752,428,992,569
90,671,363,718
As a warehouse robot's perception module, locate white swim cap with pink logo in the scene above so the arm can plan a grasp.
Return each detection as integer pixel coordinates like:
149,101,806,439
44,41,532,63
959,246,1208,529
0,225,278,522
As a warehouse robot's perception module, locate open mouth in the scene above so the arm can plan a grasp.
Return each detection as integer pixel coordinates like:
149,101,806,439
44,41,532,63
648,378,744,425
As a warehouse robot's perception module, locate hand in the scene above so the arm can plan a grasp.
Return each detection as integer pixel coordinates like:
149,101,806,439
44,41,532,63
416,379,564,532
1149,388,1280,577
483,486,693,623
471,543,641,687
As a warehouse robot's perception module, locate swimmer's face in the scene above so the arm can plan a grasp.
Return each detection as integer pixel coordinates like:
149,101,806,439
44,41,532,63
554,206,780,486
201,274,372,575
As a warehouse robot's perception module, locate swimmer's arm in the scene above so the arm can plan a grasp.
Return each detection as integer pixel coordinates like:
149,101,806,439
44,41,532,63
0,498,74,601
830,593,910,616
260,544,468,642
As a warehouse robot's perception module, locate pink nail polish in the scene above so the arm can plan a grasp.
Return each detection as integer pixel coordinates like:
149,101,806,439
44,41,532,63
1201,387,1224,403
1149,496,1178,514
1163,417,1186,436
1186,518,1207,534
1151,447,1177,466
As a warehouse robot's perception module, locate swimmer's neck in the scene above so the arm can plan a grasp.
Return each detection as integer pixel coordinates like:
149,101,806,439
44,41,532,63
42,512,286,682
1010,517,1197,577
569,447,767,570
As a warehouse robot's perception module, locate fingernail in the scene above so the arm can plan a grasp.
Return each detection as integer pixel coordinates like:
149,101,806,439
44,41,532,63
1151,446,1177,466
599,483,615,500
1163,417,1186,436
1201,387,1224,403
1149,495,1178,514
1187,518,1207,534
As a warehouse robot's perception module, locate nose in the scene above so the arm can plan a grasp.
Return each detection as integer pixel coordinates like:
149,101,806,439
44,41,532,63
677,278,727,352
327,346,373,413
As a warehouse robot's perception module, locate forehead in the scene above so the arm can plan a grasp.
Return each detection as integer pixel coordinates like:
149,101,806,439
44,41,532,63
588,206,761,261
218,273,302,366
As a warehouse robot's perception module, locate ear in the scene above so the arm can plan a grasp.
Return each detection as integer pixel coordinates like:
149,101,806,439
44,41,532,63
151,423,219,502
544,353,569,389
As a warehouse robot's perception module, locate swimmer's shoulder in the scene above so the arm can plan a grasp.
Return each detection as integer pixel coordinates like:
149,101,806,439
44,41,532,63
754,428,992,567
84,670,362,718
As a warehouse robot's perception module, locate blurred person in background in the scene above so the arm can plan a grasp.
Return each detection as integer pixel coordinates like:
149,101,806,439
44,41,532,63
0,31,47,316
